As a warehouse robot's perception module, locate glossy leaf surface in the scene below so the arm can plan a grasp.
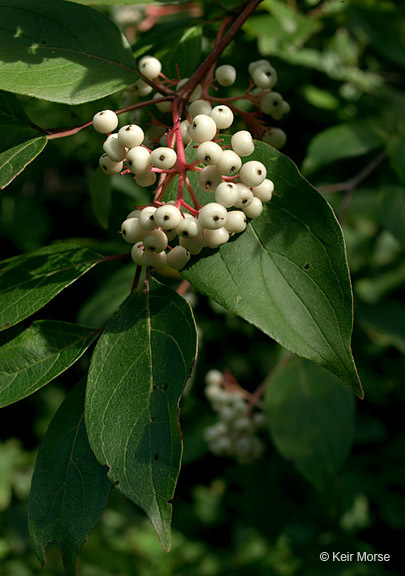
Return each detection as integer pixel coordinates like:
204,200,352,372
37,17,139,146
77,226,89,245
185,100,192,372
0,0,138,104
179,140,362,396
0,136,47,189
0,320,99,408
264,357,355,490
29,381,112,575
85,279,197,551
0,244,103,331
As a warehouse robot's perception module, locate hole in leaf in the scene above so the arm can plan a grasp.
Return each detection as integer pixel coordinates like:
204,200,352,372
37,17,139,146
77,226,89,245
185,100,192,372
303,262,311,271
152,385,157,391
162,382,169,391
150,416,156,423
153,453,159,462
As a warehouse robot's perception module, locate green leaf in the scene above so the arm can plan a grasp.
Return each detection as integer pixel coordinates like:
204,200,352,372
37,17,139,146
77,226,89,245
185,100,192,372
179,140,363,397
380,186,405,245
264,357,355,490
0,244,103,331
0,0,138,105
76,264,134,328
0,136,47,190
348,4,405,67
29,380,113,575
0,320,99,408
156,26,202,79
89,168,112,229
302,120,383,175
85,278,197,551
387,135,405,185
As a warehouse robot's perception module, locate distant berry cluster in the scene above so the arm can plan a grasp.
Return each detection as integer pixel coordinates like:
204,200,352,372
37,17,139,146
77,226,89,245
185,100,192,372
204,369,267,464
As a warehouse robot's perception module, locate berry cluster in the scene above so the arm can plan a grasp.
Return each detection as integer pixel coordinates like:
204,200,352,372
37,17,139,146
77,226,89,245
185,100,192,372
203,370,266,464
93,54,287,272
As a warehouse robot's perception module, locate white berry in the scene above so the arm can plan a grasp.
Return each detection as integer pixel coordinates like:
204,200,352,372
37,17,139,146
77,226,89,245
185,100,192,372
215,182,240,208
136,170,156,187
153,92,172,112
126,146,151,174
103,133,127,162
196,141,223,166
99,154,123,175
239,161,267,187
209,105,234,130
93,110,118,134
231,131,254,157
118,124,144,148
252,179,274,202
198,165,223,193
131,242,145,266
215,64,236,87
260,92,283,116
188,114,217,143
142,249,167,268
243,197,263,218
132,78,153,96
180,120,192,144
204,227,230,248
215,150,242,176
138,55,161,80
188,99,212,118
139,206,157,231
252,63,278,89
143,229,168,253
180,234,205,255
263,128,287,149
176,216,202,239
167,246,191,270
177,78,202,102
150,147,177,169
248,59,271,76
121,218,146,243
225,210,247,234
198,203,228,230
234,184,254,208
154,205,182,229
